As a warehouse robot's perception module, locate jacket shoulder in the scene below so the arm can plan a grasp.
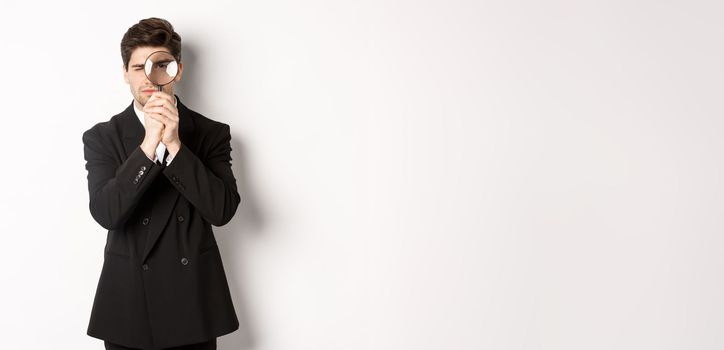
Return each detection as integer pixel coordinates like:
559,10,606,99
82,110,128,142
185,108,231,141
188,108,229,131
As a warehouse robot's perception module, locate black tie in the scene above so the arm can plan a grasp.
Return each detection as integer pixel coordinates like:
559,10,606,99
161,149,169,165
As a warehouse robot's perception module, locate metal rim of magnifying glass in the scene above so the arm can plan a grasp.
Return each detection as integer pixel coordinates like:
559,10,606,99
144,50,179,88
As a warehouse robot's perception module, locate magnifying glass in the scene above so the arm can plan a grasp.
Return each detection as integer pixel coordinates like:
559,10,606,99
143,51,179,91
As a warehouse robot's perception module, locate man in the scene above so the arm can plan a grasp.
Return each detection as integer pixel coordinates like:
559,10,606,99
82,18,242,350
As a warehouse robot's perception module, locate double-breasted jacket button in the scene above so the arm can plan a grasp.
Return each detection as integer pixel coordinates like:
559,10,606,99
140,166,147,171
142,263,149,271
138,170,144,176
142,217,150,225
180,257,189,265
177,215,184,223
171,175,183,185
133,179,139,184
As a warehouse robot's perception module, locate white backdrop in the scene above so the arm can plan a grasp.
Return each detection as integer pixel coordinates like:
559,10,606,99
1,0,723,349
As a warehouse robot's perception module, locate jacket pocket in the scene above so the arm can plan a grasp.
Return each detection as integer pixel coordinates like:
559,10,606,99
199,243,218,255
104,230,130,257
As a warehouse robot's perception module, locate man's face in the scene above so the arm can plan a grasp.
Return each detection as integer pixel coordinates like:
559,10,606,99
123,46,184,107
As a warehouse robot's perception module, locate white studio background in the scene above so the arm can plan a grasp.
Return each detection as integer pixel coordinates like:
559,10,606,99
0,0,722,349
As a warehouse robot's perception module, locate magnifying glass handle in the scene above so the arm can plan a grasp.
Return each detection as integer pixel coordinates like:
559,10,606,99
156,85,162,92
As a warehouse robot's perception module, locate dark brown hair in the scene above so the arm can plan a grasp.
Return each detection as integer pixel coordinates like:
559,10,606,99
120,17,182,71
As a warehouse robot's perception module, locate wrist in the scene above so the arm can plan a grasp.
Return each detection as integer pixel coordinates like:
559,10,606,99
140,139,160,160
166,140,181,156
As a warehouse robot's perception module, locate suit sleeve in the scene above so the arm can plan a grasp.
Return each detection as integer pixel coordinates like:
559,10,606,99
83,127,164,230
162,123,241,226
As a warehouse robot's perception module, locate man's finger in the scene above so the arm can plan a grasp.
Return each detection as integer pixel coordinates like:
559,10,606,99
151,91,174,104
148,112,176,126
146,113,165,123
146,99,176,114
145,105,171,115
145,99,178,117
146,106,178,122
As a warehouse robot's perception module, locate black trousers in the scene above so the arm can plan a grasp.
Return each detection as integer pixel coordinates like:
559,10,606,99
104,338,216,350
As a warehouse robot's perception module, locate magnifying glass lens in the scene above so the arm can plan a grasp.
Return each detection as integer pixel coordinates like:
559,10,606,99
143,51,178,89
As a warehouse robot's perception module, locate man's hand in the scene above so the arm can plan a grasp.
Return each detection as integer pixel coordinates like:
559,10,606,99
140,96,166,160
143,91,181,156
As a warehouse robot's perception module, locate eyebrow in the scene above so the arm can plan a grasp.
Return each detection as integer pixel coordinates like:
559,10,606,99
131,59,173,68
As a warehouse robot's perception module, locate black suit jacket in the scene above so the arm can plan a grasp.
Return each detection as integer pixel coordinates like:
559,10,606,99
82,95,241,349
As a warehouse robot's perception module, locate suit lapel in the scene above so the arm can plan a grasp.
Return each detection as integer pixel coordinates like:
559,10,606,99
117,95,196,263
120,102,144,158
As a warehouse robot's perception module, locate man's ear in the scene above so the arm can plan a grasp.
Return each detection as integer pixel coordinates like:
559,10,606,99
175,62,183,82
123,64,129,84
